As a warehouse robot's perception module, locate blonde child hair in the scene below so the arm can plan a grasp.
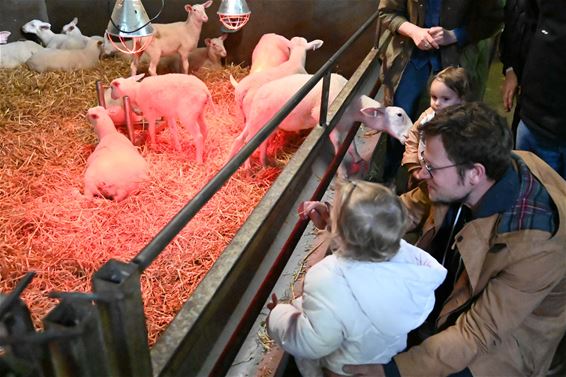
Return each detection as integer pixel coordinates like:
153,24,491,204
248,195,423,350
328,179,408,262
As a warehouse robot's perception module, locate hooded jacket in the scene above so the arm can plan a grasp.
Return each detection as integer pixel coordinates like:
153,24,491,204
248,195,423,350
267,240,446,375
396,151,566,376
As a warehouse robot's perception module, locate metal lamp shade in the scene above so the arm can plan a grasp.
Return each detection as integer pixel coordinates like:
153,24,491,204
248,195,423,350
218,0,250,15
217,0,251,31
106,0,154,38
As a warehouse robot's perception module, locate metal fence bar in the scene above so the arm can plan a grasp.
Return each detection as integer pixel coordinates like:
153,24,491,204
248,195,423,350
92,260,152,377
131,8,380,272
43,299,112,377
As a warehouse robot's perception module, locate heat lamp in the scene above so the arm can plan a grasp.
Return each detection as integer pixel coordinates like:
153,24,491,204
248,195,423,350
217,0,251,32
105,0,155,55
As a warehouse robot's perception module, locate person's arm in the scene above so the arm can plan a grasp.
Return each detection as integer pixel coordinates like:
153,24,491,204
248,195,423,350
397,22,439,50
502,69,519,112
393,236,565,375
378,0,438,49
378,0,410,34
402,109,432,169
399,186,431,233
499,0,518,73
298,201,331,230
267,263,345,359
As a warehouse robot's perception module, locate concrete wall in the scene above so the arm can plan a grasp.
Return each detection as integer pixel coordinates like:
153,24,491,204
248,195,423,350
1,0,378,76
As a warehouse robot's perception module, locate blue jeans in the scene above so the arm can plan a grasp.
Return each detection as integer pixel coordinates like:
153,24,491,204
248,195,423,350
394,59,433,120
516,120,566,179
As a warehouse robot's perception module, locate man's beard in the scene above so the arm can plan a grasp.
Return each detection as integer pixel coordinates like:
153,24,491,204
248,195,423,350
429,180,470,205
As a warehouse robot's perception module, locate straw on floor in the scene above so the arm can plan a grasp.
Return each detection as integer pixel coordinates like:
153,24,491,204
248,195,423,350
0,58,305,345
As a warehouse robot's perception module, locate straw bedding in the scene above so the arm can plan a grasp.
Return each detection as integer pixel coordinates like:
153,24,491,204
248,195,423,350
0,58,305,345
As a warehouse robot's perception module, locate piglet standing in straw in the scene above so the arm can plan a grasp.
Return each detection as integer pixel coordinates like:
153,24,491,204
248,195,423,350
84,106,149,202
109,73,212,163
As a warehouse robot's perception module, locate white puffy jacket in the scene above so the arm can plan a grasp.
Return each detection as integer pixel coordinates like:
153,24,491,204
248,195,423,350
268,239,447,375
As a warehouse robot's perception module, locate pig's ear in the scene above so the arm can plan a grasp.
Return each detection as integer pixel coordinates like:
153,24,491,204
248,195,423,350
360,106,385,118
205,38,212,46
220,33,228,41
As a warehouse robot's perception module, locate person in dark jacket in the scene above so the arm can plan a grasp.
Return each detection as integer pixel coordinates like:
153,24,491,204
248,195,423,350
499,0,538,141
517,0,566,179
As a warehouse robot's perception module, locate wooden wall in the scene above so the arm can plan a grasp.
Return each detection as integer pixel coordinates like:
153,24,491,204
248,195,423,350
1,0,378,76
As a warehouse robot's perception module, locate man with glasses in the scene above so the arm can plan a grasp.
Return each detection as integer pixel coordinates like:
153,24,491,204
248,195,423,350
302,102,566,376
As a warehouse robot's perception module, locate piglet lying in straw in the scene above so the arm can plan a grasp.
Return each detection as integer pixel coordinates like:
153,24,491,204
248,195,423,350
84,106,149,202
110,73,212,163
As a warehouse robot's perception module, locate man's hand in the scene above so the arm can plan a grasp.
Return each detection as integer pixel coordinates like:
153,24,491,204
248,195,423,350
342,363,386,376
298,201,330,230
502,69,519,112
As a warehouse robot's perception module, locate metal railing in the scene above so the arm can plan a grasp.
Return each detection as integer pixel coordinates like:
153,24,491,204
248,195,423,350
0,9,382,377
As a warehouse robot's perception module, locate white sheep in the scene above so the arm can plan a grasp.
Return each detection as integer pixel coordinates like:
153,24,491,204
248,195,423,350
230,36,323,122
228,73,413,171
83,106,149,202
249,33,291,74
132,34,227,75
26,38,103,72
61,17,88,41
21,19,86,49
61,17,112,54
0,40,44,68
110,73,212,163
101,87,144,127
188,34,227,72
130,0,213,76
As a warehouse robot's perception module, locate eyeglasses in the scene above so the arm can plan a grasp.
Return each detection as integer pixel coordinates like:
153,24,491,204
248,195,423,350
420,157,465,178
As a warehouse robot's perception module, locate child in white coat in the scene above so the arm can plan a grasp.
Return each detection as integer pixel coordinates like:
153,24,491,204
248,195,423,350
266,180,447,377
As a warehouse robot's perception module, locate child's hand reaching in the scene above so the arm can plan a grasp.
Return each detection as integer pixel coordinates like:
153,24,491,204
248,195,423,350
265,293,279,329
298,201,331,230
267,293,279,310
